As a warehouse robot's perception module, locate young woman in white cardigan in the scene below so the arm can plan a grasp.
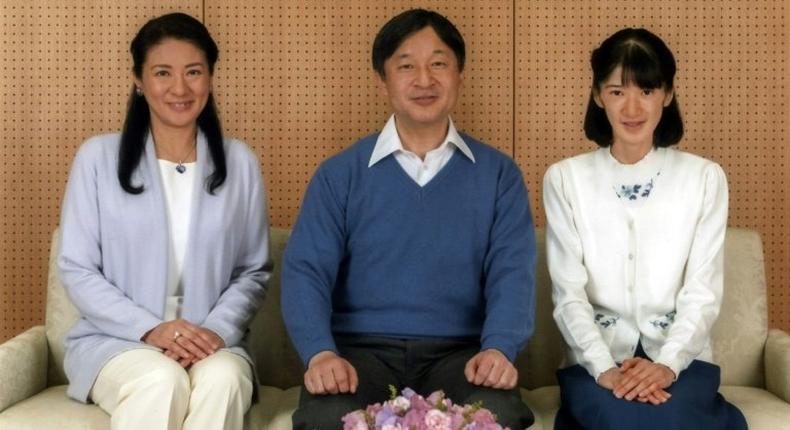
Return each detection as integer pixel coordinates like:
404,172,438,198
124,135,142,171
544,28,747,429
58,13,270,430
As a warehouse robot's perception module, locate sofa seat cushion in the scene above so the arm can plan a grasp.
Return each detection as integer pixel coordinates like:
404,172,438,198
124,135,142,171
720,386,790,429
0,385,109,429
521,386,559,430
520,385,790,430
0,385,303,430
245,385,300,429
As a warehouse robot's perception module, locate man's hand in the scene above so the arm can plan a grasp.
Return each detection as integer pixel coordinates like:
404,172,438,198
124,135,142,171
613,357,674,405
464,349,518,389
304,351,359,395
142,319,225,366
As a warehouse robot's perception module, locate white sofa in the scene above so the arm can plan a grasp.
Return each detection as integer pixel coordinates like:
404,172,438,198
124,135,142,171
1,227,789,429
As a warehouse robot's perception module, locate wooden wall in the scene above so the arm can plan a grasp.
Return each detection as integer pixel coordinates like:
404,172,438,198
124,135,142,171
1,0,787,342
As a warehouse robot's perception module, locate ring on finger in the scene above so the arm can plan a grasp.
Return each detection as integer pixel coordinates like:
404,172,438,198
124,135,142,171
174,330,182,341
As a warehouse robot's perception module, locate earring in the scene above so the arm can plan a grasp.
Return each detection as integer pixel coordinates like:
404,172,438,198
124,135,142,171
135,87,143,96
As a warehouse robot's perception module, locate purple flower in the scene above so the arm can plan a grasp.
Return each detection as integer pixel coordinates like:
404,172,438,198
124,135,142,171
401,387,417,399
375,404,399,427
341,387,508,430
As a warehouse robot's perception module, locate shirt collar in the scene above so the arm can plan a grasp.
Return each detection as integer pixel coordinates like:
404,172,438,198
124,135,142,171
368,114,475,167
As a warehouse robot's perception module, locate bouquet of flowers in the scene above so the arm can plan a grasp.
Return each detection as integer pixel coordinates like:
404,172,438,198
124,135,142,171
342,386,509,430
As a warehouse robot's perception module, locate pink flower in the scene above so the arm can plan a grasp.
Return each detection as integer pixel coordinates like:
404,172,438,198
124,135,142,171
424,409,452,430
472,409,499,425
341,410,369,430
391,396,411,413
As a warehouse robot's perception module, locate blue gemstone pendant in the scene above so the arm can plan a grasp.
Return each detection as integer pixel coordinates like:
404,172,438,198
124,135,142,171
175,164,186,174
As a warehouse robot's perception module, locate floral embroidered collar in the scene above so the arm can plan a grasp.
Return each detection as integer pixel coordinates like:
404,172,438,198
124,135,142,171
604,147,666,202
615,172,661,200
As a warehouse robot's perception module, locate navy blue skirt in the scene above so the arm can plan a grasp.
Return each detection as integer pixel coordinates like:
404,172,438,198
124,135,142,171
554,360,747,430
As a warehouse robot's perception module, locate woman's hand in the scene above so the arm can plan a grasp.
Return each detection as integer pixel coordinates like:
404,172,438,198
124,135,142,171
142,319,225,367
614,357,674,405
596,367,624,390
597,361,673,405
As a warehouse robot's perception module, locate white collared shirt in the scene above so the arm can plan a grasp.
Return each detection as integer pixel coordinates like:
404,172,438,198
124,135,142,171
368,115,475,186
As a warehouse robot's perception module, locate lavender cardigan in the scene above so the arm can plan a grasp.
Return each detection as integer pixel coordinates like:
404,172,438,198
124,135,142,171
58,131,270,402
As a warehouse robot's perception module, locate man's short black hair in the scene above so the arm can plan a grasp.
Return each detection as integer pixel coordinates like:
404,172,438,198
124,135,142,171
584,28,684,147
372,9,465,77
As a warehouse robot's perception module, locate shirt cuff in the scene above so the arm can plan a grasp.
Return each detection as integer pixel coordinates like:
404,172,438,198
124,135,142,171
655,344,690,379
589,357,618,382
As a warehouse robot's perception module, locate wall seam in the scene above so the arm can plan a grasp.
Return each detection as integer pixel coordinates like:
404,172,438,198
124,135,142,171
512,0,516,159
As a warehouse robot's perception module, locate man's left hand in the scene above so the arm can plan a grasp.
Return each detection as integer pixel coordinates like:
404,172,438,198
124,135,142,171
464,349,518,389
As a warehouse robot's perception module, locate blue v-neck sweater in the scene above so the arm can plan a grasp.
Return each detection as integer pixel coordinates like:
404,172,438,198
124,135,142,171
282,133,536,364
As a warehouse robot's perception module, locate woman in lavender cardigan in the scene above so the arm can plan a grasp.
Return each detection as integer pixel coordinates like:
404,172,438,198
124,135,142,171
58,13,270,430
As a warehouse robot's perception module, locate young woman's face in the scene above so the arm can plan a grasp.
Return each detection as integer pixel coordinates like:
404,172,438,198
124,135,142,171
594,66,673,149
134,38,211,134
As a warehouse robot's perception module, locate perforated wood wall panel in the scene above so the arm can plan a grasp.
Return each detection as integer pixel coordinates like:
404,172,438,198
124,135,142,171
1,1,788,342
205,0,513,227
0,1,201,341
515,0,789,328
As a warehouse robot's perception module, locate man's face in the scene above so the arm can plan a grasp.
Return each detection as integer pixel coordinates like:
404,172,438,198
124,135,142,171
377,26,463,132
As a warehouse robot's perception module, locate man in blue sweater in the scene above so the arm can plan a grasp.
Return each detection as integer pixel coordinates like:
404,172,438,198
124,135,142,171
282,9,536,429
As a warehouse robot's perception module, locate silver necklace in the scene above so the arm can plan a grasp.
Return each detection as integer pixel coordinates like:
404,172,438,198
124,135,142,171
175,144,196,174
158,143,196,174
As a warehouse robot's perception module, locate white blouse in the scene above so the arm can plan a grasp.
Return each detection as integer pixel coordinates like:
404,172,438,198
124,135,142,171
543,147,728,380
158,159,196,321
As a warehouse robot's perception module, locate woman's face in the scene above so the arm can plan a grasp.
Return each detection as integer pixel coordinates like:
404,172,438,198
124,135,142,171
594,66,673,149
134,38,211,134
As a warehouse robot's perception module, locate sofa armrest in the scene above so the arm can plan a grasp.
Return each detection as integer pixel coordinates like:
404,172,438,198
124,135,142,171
0,325,48,412
765,328,790,403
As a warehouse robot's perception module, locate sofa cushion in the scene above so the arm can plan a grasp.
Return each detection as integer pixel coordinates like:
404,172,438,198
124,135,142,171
246,227,304,389
0,385,302,430
45,228,305,390
0,386,109,429
520,385,790,430
521,386,559,430
517,228,768,390
719,386,790,429
42,227,771,393
517,230,565,390
246,386,300,429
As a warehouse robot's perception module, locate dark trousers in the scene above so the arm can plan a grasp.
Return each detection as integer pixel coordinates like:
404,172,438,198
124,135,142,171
554,345,747,430
292,335,534,430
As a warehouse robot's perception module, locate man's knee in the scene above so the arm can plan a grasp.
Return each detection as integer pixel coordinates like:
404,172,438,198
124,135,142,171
463,387,534,430
293,393,365,430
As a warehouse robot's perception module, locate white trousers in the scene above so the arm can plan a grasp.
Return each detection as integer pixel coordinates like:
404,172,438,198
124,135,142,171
90,348,253,430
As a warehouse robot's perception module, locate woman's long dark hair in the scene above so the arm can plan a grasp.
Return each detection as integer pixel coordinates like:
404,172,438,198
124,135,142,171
119,12,226,195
